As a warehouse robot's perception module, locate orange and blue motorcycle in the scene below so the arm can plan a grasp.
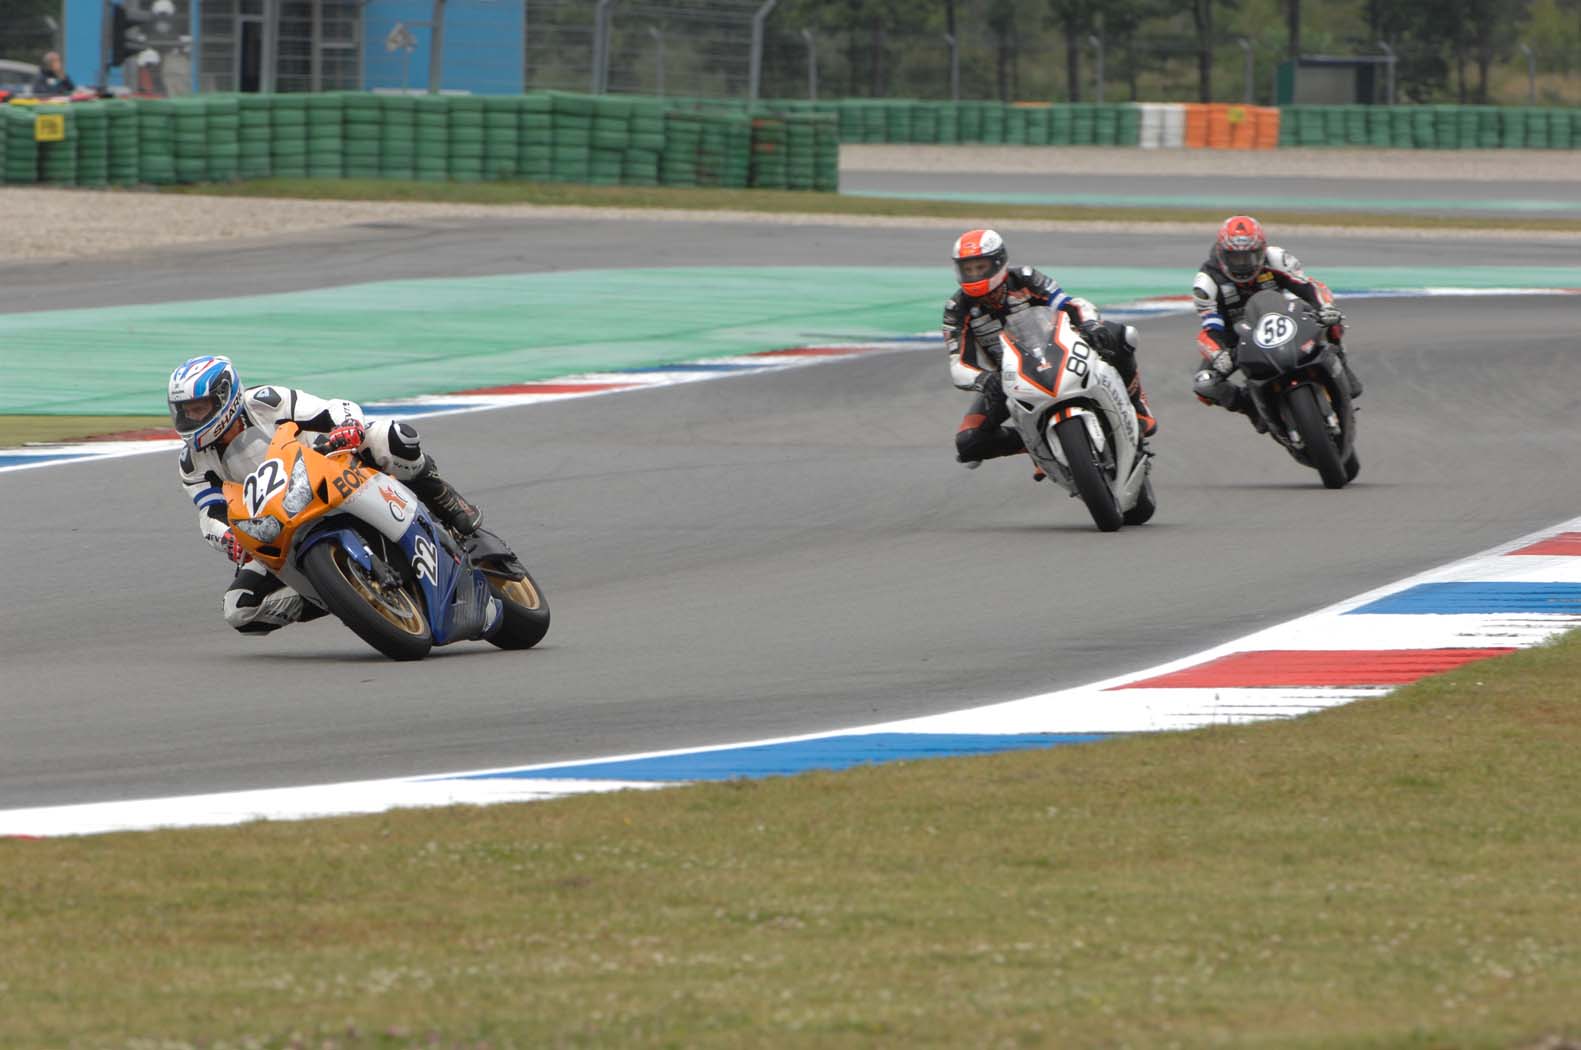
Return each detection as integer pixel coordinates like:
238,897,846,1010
222,422,549,660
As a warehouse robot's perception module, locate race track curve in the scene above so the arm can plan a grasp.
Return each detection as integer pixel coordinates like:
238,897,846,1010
2,222,1579,810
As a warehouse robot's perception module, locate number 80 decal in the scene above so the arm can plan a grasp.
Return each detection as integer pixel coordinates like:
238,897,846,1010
1065,340,1092,381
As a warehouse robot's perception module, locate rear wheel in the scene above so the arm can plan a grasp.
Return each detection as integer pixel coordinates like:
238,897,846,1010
1053,416,1123,532
1288,385,1349,489
1344,448,1361,482
301,541,432,661
484,569,551,650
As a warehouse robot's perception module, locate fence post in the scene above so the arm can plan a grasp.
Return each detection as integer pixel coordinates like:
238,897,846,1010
801,28,816,100
1378,40,1395,105
943,33,959,102
426,0,445,93
650,25,664,96
1089,34,1104,104
748,0,779,102
1518,42,1535,104
1237,37,1253,103
591,0,617,94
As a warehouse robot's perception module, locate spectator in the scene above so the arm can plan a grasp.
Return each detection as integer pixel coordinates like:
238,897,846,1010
32,51,75,96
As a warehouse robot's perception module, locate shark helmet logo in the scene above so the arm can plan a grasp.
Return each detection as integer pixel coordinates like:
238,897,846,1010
380,485,410,522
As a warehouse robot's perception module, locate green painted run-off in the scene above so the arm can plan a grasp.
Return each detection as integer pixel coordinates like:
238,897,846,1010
3,265,1580,415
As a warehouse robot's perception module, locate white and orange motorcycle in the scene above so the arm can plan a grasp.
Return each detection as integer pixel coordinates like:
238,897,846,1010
997,305,1157,532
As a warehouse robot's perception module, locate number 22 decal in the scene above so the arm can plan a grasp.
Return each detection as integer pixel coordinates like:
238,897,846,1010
411,534,439,587
242,459,286,517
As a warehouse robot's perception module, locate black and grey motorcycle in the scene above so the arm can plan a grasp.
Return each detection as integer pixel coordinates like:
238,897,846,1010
1231,290,1360,489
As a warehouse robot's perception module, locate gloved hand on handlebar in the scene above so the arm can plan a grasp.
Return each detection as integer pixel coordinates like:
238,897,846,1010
973,370,1002,395
1207,348,1235,377
221,529,248,565
316,420,365,455
1317,303,1343,327
1078,320,1114,354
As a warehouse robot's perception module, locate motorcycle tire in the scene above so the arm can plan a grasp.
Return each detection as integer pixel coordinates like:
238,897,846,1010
301,541,433,661
1344,448,1361,483
1288,385,1349,490
1053,415,1124,532
1122,477,1157,527
483,568,551,651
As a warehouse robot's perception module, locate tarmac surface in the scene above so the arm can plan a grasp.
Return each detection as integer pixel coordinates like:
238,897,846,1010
2,219,1579,810
840,170,1581,217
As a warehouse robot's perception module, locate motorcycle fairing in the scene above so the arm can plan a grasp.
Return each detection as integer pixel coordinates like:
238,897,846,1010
998,308,1151,513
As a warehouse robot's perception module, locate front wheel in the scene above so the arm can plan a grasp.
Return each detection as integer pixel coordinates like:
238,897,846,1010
301,541,432,661
484,569,551,650
1287,384,1349,489
1053,416,1123,532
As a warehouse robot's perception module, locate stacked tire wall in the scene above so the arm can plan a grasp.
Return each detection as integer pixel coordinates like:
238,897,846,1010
7,94,1581,190
0,91,838,192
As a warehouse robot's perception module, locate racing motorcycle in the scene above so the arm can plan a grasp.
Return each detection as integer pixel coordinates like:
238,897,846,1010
998,305,1156,532
1232,290,1360,489
221,422,550,660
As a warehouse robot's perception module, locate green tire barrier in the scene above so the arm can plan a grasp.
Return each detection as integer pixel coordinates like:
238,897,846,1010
9,93,1581,193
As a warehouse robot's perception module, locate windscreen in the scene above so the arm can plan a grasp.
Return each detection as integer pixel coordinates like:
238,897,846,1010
220,426,272,479
1001,306,1054,361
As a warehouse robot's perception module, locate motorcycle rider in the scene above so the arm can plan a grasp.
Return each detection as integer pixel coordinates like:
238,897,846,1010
1192,215,1363,427
946,228,1156,472
168,354,484,634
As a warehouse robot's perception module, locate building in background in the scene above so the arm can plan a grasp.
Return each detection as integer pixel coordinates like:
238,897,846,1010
54,0,523,94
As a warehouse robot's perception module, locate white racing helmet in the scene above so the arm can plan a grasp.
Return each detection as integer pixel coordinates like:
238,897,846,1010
168,355,243,451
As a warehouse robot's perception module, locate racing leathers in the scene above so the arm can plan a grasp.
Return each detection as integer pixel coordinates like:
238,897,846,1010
1191,246,1362,420
947,265,1156,465
179,385,480,634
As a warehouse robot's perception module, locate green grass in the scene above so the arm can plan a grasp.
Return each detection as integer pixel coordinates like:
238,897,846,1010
164,177,1581,234
0,414,167,445
4,633,1580,1048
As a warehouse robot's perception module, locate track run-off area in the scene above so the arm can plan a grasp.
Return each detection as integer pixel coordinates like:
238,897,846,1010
2,209,1581,831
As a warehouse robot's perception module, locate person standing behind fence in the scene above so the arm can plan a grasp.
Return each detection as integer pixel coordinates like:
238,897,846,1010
31,52,75,96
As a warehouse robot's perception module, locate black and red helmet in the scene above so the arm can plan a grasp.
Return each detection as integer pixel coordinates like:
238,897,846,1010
1215,215,1268,283
952,228,1009,298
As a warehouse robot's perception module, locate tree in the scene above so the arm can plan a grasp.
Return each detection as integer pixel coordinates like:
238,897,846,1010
1048,0,1092,101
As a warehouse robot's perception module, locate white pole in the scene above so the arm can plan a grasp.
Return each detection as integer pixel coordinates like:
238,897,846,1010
748,0,779,102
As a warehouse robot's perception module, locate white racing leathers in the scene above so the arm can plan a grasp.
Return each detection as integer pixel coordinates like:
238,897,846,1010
177,385,427,632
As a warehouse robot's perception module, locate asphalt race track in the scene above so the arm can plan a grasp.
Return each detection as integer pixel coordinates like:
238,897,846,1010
2,221,1579,810
840,171,1581,218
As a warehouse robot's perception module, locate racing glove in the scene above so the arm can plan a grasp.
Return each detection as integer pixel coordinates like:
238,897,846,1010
1078,320,1114,354
317,420,366,454
1207,348,1235,377
1317,303,1343,327
220,529,248,565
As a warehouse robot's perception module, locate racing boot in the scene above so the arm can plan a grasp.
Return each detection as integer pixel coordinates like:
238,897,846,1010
955,422,1025,469
1127,374,1159,439
408,455,483,536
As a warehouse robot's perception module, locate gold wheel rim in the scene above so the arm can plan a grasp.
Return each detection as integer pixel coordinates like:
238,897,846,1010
330,546,427,636
488,574,541,611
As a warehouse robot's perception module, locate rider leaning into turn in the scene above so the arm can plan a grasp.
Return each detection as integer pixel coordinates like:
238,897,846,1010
168,355,485,635
945,228,1157,471
1191,215,1363,427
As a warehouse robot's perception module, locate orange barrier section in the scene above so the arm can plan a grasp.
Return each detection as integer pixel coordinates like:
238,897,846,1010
1252,106,1281,149
1187,104,1281,150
